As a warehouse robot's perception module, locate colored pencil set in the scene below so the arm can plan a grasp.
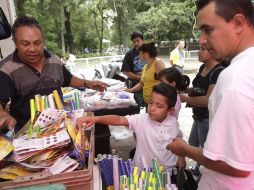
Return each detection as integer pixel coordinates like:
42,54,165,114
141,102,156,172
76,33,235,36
30,89,82,124
63,91,81,111
30,90,64,123
96,154,178,190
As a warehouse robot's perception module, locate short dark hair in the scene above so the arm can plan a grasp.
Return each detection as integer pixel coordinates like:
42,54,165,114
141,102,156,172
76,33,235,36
138,42,157,58
158,67,190,91
12,16,45,42
130,31,143,40
196,0,254,27
152,83,177,109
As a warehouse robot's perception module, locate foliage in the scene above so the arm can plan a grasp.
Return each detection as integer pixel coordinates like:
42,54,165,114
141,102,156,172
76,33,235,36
136,1,196,42
13,0,197,57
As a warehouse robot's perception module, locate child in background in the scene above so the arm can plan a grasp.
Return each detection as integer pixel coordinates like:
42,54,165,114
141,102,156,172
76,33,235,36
77,83,186,171
158,67,190,118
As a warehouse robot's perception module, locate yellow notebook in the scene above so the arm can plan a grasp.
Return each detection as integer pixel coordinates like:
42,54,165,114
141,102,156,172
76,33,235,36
0,136,14,161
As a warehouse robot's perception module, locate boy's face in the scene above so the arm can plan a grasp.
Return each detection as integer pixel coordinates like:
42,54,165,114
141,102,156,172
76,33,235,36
147,92,174,123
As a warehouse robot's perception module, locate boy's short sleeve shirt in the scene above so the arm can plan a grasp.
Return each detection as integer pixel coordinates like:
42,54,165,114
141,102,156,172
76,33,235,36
126,113,181,170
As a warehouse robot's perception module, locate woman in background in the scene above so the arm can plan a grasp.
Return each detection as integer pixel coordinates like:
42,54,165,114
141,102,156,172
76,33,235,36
180,46,225,177
125,42,165,106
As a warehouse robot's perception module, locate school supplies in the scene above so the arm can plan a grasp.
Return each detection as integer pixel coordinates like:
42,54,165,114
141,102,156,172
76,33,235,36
96,155,179,190
0,135,14,161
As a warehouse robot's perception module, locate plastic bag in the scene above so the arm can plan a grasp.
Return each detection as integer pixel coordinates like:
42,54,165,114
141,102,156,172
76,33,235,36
177,169,198,190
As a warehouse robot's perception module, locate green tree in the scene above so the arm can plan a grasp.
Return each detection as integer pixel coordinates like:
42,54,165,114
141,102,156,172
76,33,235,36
88,0,110,54
136,1,196,42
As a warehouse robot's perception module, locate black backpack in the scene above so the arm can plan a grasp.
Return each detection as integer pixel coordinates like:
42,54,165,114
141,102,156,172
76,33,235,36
0,7,11,40
0,7,12,59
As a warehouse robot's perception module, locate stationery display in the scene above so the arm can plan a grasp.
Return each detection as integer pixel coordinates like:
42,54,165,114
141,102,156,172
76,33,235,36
79,78,137,111
95,154,179,190
0,136,14,161
0,90,92,182
62,89,82,111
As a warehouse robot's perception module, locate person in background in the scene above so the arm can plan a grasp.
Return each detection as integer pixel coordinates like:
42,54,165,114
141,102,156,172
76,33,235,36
121,31,145,107
169,40,185,74
167,0,254,189
181,46,224,177
125,42,165,106
158,67,190,119
0,16,107,132
77,83,186,171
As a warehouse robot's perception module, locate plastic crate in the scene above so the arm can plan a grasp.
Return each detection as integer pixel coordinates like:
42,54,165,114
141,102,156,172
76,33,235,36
0,128,94,190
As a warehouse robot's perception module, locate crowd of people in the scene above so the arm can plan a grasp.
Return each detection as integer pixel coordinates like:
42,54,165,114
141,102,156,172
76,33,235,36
1,0,254,189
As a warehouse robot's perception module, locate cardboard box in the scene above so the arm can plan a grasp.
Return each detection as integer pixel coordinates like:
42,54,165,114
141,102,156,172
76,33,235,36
0,127,94,190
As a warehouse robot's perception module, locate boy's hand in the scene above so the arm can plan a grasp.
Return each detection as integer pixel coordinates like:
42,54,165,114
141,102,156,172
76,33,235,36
76,116,96,129
166,137,189,157
177,157,186,171
0,112,16,130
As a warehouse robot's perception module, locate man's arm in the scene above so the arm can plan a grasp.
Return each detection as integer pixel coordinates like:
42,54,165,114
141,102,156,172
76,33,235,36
69,75,107,92
77,115,129,128
167,138,250,177
180,84,215,107
0,71,17,130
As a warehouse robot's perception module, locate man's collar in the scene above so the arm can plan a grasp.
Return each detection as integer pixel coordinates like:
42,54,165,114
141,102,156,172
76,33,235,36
12,48,51,63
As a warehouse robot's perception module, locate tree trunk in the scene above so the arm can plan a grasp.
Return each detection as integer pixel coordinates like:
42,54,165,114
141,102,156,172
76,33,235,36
93,12,100,54
38,0,44,9
93,11,104,55
99,15,104,55
117,8,123,54
16,0,26,16
60,6,66,56
63,6,74,54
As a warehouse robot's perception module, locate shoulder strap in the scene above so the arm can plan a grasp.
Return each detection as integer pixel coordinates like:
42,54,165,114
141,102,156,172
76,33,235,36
199,64,206,73
209,66,225,83
0,47,2,59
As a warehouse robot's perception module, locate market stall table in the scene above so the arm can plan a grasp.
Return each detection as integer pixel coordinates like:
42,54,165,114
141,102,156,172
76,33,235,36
93,106,140,156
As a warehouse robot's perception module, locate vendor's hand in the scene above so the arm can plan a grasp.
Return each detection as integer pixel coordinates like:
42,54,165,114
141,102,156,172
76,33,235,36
77,116,97,129
177,157,186,171
0,112,16,131
166,137,189,157
179,94,188,103
86,80,108,92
